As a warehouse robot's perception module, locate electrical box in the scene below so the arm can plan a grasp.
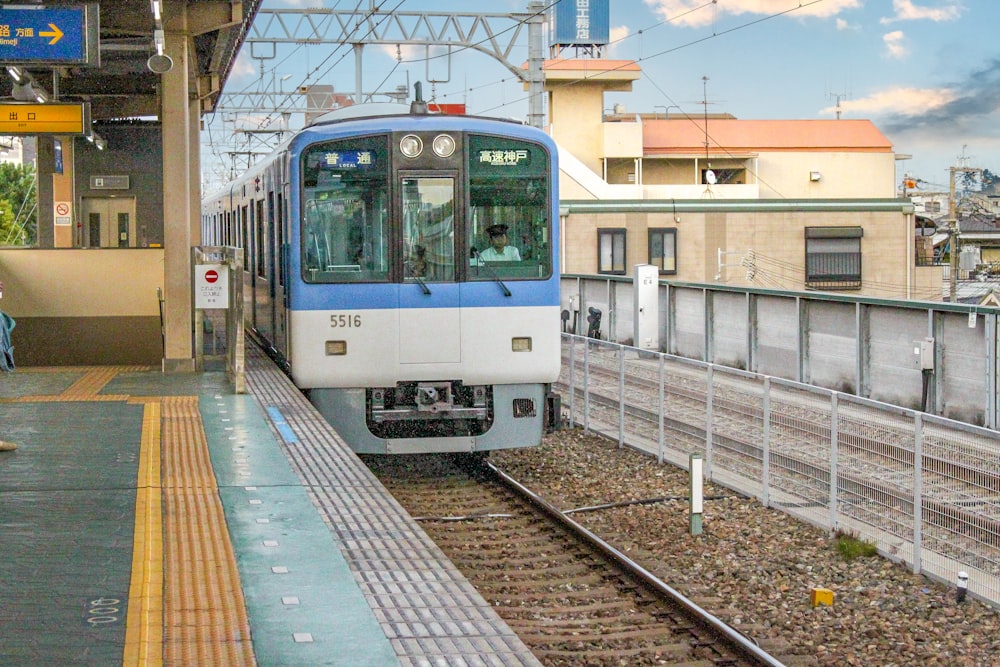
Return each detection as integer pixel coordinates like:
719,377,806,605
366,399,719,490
633,264,659,350
914,337,935,370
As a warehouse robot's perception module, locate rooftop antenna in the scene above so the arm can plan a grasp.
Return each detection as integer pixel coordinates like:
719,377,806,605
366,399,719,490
701,76,716,197
828,91,848,119
702,76,710,160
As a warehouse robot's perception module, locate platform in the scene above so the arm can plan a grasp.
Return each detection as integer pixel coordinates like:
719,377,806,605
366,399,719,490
0,347,541,666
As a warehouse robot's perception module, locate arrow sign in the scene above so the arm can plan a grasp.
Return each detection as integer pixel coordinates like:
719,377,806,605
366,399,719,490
39,23,64,45
0,4,98,66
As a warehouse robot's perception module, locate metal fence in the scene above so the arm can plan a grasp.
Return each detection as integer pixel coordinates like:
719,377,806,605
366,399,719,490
558,333,1000,609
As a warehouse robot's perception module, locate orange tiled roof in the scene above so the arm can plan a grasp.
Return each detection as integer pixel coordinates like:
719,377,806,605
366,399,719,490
643,118,893,155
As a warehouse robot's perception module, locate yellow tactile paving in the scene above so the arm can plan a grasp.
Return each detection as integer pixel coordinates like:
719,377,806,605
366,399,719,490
159,395,256,666
6,365,255,665
1,365,151,402
123,402,164,667
62,367,133,397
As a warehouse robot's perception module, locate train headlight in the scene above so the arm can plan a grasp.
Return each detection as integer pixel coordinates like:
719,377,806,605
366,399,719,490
400,134,423,158
325,340,347,355
432,134,456,158
511,337,532,352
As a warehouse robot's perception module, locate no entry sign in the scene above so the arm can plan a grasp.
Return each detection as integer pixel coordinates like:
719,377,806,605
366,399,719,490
195,264,229,308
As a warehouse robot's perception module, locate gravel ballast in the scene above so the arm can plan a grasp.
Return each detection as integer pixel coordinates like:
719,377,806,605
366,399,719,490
491,428,1000,667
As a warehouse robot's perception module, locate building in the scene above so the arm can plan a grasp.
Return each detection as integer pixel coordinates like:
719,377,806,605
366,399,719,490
544,58,942,301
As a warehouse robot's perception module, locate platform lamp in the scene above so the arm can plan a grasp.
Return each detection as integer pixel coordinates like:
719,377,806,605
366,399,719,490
84,126,106,151
7,67,48,103
148,1,173,74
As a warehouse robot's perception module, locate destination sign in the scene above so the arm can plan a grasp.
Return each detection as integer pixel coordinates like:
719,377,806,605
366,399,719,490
0,102,89,135
0,4,98,65
323,150,375,170
476,149,530,167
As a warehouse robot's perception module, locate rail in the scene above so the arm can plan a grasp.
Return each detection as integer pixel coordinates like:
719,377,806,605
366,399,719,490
558,333,1000,609
488,460,787,667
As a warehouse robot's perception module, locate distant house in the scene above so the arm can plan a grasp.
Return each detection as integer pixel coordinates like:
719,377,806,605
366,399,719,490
542,58,942,300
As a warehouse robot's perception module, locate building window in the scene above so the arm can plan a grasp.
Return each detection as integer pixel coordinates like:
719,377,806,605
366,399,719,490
598,228,626,275
805,226,863,290
648,228,677,274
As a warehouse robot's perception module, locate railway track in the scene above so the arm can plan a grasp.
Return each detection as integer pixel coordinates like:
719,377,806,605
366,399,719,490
561,345,1000,577
364,453,788,667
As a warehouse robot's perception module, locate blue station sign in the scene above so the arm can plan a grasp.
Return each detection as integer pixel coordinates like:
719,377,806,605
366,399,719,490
552,0,610,47
0,4,99,66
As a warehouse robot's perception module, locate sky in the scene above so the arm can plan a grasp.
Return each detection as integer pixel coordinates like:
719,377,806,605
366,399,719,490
203,0,999,195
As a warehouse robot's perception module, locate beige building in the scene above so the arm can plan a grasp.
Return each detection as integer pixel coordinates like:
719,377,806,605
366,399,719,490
544,58,943,300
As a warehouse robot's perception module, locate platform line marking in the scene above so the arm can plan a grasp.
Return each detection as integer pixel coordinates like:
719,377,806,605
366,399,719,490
265,406,299,444
123,401,164,667
62,366,147,398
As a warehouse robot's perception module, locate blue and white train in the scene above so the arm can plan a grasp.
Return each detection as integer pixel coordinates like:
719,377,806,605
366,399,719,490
202,92,561,454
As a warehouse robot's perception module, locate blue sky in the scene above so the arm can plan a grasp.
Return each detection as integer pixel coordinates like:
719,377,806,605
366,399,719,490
206,1,997,194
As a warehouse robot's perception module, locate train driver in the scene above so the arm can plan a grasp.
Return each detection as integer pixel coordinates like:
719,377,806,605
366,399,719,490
478,224,521,262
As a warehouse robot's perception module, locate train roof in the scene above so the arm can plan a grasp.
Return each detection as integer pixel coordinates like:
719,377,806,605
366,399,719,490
307,103,413,126
307,102,528,129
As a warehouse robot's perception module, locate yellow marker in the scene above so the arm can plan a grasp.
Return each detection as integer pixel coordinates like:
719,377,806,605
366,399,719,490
810,587,834,607
123,402,164,666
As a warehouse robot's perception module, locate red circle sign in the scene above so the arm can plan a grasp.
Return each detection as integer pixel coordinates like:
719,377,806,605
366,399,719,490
55,203,70,216
205,269,219,283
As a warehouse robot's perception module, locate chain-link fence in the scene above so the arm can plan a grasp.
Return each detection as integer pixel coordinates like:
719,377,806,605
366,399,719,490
558,333,1000,608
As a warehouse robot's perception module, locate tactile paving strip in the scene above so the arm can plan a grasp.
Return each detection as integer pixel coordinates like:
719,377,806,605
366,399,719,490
158,395,256,666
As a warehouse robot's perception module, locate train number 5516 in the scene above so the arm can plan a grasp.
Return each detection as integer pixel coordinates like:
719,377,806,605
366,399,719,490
330,314,362,328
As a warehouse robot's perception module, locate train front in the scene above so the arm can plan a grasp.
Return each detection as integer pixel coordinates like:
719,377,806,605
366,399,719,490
286,110,561,454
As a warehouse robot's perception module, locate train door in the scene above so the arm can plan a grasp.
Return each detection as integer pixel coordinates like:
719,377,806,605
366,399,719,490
256,197,275,343
399,173,461,363
273,188,289,359
80,197,137,247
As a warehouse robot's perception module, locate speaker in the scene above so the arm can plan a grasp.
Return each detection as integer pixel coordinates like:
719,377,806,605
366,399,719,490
147,54,173,74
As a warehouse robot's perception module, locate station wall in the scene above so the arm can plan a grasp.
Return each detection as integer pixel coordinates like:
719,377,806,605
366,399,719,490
0,248,163,365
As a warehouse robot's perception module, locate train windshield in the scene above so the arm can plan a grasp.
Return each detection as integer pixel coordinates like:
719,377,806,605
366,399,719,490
467,135,551,280
402,177,455,282
300,131,550,285
301,136,390,283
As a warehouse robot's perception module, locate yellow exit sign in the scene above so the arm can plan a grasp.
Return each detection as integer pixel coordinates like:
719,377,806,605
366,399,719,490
0,102,89,135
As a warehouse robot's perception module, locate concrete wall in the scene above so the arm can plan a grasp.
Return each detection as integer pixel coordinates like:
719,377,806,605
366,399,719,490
562,274,1000,429
0,248,164,365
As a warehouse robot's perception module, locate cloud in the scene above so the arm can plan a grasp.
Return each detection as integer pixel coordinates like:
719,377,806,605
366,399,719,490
822,86,957,118
268,0,326,7
644,0,862,29
880,0,963,25
839,59,1000,139
836,18,860,31
229,51,257,80
882,31,909,59
609,25,631,53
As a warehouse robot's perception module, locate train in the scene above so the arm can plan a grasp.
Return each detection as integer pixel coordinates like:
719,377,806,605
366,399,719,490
202,89,561,454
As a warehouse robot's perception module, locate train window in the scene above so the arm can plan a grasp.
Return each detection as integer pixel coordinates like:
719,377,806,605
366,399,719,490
402,176,455,282
467,135,551,280
302,136,390,283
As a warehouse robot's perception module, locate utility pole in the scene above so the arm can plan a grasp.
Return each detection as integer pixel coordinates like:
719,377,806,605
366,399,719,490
947,161,983,301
